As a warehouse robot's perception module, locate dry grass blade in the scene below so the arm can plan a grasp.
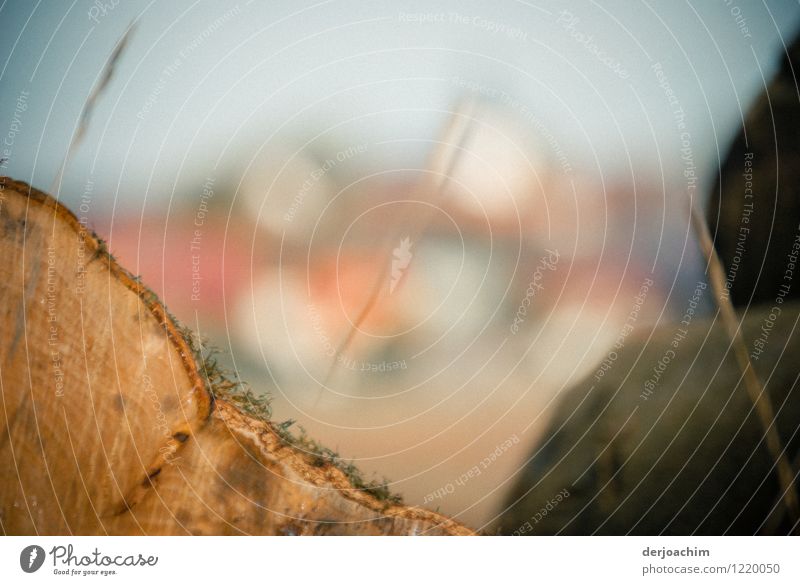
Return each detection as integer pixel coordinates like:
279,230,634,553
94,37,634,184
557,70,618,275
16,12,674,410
689,198,799,525
51,22,136,194
319,99,479,392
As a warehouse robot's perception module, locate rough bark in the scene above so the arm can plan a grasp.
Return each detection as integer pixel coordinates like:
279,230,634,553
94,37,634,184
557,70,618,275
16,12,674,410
0,177,472,536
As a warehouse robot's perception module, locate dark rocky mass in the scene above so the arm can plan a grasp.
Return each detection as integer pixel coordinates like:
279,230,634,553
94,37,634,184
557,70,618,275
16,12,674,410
498,302,800,535
707,34,800,307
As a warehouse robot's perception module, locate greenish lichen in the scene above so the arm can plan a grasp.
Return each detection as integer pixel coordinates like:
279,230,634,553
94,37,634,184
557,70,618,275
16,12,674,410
273,420,402,505
180,327,401,506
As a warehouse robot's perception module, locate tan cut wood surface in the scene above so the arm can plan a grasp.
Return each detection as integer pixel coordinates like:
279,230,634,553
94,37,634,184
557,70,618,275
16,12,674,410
0,177,472,535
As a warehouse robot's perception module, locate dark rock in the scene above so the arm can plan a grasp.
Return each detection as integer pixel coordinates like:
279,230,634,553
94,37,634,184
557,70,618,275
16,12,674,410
707,34,800,306
497,302,800,534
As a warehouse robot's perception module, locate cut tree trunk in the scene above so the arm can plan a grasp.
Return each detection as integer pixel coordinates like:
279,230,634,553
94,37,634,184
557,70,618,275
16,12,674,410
0,177,472,536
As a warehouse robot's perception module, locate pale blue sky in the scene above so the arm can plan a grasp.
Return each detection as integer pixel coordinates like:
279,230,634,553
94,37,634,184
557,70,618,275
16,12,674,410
1,0,798,211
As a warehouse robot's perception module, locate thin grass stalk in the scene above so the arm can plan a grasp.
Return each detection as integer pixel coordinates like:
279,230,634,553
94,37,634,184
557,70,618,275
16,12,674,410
689,198,799,525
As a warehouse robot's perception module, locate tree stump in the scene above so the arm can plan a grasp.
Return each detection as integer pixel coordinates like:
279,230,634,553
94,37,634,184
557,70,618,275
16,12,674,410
0,177,471,536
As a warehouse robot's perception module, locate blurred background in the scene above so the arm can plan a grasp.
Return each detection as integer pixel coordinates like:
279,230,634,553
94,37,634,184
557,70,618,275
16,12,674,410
1,0,799,530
